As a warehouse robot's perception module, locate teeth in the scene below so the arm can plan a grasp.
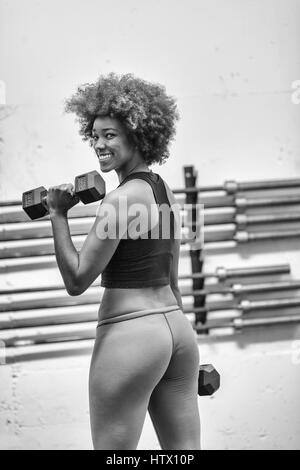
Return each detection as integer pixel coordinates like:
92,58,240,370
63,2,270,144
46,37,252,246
98,153,112,161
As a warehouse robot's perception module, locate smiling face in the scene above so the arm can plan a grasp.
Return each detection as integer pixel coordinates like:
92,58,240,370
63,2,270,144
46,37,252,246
91,116,137,173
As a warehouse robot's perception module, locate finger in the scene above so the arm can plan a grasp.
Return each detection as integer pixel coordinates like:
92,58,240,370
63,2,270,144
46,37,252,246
56,183,72,192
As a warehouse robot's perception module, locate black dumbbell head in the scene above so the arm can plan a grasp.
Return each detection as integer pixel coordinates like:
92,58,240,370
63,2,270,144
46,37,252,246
22,186,48,220
75,171,106,204
198,364,220,396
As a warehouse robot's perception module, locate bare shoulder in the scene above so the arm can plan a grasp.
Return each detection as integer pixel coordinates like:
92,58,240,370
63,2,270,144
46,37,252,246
161,178,177,206
118,178,155,205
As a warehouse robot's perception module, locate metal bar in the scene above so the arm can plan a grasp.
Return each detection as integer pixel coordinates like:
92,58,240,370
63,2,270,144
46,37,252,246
224,264,290,278
0,304,99,329
0,203,99,224
196,313,300,334
172,178,300,194
231,230,300,243
0,321,97,346
4,339,95,364
0,218,95,241
184,296,300,314
0,287,103,312
0,201,21,207
204,212,300,227
240,195,300,208
186,280,300,296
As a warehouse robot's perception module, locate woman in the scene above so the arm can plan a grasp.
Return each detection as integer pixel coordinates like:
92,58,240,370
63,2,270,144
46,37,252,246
46,73,200,450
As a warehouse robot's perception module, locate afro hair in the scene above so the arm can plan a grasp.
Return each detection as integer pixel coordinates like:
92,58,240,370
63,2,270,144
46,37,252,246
64,72,180,166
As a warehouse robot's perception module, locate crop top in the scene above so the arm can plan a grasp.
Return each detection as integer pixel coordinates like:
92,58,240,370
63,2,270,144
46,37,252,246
100,171,175,289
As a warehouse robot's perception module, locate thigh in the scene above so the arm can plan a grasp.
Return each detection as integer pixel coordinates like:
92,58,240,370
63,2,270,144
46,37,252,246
89,314,173,450
148,311,201,450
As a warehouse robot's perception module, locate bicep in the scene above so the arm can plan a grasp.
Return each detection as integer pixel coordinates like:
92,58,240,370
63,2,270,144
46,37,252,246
77,217,120,289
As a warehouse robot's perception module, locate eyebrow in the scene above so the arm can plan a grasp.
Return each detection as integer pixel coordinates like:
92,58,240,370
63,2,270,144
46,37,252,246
91,127,117,133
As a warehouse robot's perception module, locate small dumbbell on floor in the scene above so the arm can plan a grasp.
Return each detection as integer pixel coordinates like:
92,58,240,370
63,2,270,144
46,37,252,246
198,364,220,396
22,171,106,220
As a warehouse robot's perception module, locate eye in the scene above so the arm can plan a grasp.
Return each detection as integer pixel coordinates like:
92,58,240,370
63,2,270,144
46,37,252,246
106,133,115,139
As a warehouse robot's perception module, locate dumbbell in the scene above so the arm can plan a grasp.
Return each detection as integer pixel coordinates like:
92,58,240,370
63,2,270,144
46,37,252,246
22,170,106,220
198,364,220,396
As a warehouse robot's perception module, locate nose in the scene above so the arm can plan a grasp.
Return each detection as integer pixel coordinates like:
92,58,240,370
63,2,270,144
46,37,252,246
95,139,106,150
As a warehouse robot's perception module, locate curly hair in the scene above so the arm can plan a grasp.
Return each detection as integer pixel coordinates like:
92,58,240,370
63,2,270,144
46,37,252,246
64,72,180,166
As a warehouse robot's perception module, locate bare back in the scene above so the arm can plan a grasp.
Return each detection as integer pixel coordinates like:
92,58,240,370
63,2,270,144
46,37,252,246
98,178,179,322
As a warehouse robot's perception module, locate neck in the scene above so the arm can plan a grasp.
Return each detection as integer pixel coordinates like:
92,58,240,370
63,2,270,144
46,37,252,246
116,159,150,184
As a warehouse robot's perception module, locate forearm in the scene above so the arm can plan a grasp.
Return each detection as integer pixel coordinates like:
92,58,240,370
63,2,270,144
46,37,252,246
49,212,79,294
171,285,183,310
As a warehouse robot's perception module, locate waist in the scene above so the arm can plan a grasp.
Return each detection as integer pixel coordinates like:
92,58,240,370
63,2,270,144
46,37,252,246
97,305,181,327
98,285,178,323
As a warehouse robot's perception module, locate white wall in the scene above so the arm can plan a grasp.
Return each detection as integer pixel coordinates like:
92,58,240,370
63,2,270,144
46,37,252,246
0,0,300,450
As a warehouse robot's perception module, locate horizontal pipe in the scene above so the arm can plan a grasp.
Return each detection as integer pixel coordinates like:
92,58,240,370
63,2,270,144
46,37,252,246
190,280,300,295
0,321,98,346
0,304,99,329
205,212,300,227
196,313,300,334
189,296,300,314
3,339,95,364
0,286,103,312
173,178,300,194
233,230,300,243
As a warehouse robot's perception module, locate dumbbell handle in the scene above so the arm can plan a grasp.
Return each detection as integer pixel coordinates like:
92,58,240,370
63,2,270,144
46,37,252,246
23,171,106,220
40,188,78,210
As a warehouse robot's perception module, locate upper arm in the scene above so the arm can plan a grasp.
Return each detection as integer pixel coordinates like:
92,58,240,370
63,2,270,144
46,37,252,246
75,190,130,293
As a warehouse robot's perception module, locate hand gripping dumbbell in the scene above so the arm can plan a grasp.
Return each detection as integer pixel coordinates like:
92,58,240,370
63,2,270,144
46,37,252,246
198,364,220,396
22,170,106,220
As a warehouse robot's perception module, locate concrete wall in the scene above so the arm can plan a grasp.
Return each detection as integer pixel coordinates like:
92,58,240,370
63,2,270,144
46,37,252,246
1,0,300,450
